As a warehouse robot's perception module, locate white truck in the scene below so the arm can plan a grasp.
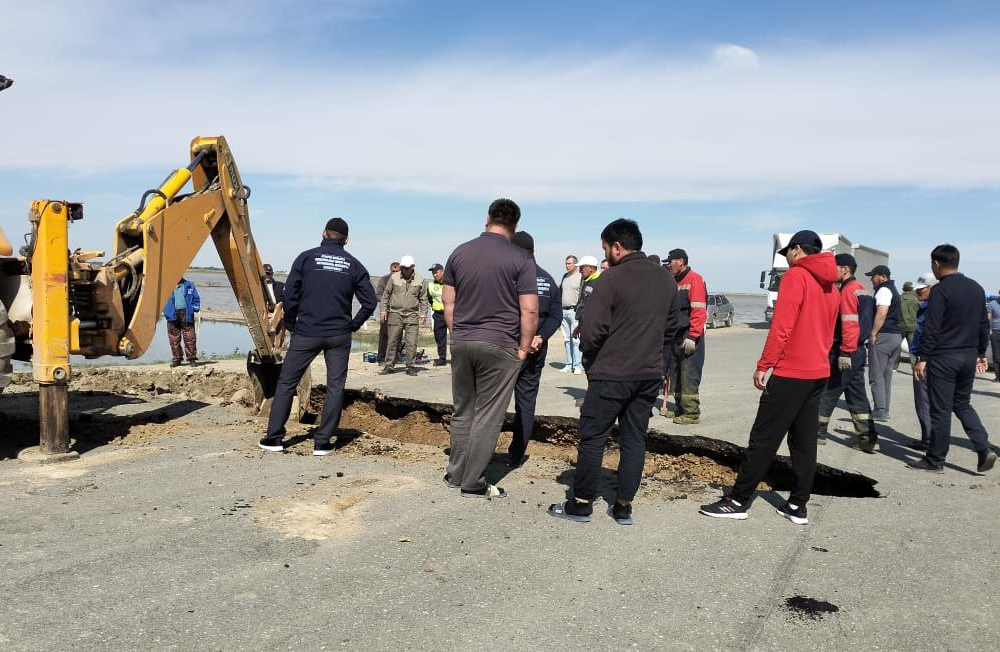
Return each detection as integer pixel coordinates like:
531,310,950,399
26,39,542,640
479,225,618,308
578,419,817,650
759,233,889,323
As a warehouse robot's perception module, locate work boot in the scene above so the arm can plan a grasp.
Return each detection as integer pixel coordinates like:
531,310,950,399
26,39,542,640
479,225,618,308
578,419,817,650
673,414,700,425
857,435,877,454
433,359,447,366
380,366,395,375
977,450,997,473
817,433,827,446
405,367,418,376
170,360,181,368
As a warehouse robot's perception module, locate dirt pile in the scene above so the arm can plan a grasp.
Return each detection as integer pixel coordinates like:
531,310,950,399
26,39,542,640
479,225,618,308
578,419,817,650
13,367,253,407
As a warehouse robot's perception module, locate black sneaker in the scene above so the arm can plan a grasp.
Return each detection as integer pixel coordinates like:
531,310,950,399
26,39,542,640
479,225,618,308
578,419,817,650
405,367,418,376
977,450,997,473
906,458,944,473
858,436,877,455
461,484,508,499
169,360,181,368
699,496,749,520
610,502,633,526
547,500,593,523
258,437,284,452
776,501,808,525
443,474,460,489
433,359,447,366
313,442,334,457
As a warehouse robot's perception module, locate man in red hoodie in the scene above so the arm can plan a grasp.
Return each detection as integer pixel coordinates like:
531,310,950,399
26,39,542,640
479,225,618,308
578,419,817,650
700,230,839,525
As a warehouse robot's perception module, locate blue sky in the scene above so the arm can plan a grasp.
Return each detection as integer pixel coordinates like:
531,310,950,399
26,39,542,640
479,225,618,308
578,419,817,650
2,1,999,292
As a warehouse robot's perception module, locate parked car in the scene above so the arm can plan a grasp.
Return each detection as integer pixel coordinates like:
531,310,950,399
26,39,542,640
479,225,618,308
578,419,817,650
707,294,735,328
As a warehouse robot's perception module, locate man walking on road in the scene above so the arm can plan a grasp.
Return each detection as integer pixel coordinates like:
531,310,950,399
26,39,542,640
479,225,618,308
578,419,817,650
427,264,448,366
548,219,679,525
908,245,996,473
163,277,201,367
816,254,877,452
665,249,708,425
380,255,428,376
907,273,937,450
559,256,583,373
508,232,562,468
259,218,377,456
700,230,839,525
866,265,903,421
442,198,538,498
375,262,400,364
899,281,919,370
987,288,1000,382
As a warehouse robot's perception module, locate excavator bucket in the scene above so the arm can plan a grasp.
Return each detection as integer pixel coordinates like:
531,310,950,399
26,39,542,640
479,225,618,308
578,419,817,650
247,354,314,422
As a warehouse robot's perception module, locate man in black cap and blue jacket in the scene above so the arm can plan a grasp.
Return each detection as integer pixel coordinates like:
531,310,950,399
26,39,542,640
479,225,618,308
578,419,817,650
259,217,377,456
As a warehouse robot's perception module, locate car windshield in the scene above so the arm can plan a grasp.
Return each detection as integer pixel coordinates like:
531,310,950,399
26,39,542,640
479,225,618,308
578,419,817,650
768,271,784,293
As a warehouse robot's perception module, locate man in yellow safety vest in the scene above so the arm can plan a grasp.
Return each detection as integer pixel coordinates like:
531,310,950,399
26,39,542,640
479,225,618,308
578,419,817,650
427,263,448,365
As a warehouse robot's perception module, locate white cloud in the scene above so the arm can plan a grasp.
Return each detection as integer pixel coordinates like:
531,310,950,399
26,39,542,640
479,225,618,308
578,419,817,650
712,43,760,68
2,5,1000,203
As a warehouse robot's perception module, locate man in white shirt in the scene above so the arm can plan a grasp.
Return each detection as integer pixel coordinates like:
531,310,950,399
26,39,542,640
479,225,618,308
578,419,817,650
866,265,903,421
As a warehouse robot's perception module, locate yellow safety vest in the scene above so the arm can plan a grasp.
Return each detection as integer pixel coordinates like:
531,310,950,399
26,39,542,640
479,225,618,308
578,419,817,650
428,280,444,312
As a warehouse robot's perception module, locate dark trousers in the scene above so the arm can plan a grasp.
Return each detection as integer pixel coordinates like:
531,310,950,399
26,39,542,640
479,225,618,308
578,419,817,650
926,351,991,466
509,342,548,462
432,311,448,360
730,376,826,506
266,333,351,445
447,340,522,492
377,320,389,362
991,331,1000,380
671,337,705,416
573,379,660,503
913,374,931,445
817,350,875,438
167,320,197,362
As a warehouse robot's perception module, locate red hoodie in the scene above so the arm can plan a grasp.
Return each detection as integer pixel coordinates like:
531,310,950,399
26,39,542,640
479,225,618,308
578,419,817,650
757,252,840,379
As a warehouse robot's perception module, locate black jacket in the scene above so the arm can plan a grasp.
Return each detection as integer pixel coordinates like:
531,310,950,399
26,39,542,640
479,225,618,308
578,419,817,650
579,252,680,381
920,272,990,357
283,238,377,337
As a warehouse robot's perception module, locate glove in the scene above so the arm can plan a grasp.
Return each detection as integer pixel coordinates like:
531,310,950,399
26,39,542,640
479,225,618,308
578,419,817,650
683,338,697,356
838,356,852,371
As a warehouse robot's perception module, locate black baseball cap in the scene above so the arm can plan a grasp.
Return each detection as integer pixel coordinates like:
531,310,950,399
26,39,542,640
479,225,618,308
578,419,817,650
865,265,891,278
263,263,274,273
834,253,856,269
778,230,822,256
324,217,349,235
647,254,661,265
428,263,443,272
512,231,535,254
666,248,687,261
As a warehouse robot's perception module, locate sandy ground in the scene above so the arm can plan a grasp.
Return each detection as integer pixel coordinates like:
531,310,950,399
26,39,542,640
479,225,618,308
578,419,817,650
1,325,999,649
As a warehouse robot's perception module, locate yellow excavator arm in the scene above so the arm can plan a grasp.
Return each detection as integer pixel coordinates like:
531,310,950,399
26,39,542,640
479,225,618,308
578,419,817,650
20,136,309,457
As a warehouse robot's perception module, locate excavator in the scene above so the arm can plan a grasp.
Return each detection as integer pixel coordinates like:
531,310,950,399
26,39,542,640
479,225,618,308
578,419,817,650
0,136,311,461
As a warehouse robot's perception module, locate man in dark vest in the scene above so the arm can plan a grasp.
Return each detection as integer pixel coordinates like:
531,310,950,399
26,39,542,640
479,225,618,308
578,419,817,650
866,265,903,421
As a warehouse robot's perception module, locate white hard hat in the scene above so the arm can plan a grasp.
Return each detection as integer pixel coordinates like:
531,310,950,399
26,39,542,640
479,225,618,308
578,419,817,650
579,255,599,268
912,272,938,290
399,255,415,268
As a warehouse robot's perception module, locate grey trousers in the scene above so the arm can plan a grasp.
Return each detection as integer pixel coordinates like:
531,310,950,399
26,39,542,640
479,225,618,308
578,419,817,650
869,332,902,417
447,340,521,492
385,312,419,367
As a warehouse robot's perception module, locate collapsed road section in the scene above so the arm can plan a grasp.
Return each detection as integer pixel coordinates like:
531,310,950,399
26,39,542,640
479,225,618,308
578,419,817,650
2,367,879,498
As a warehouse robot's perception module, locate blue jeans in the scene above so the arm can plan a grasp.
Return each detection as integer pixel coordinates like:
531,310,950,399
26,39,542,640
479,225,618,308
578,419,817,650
560,308,581,370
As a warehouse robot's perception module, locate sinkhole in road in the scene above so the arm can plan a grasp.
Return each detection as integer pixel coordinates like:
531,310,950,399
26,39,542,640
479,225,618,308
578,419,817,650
307,388,880,499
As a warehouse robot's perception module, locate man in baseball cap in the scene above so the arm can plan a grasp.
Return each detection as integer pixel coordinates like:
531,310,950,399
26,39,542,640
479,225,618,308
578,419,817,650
427,264,448,365
864,264,903,421
664,248,709,425
777,230,822,256
816,253,878,452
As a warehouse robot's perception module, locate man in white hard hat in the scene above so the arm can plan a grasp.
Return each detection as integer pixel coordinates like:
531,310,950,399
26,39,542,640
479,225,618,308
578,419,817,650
380,254,428,376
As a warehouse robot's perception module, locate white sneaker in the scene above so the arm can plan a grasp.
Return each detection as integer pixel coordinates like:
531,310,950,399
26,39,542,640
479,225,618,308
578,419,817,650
573,368,582,375
560,366,572,373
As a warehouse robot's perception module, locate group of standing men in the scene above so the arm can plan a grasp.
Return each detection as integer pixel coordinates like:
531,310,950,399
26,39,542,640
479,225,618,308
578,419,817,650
252,211,995,527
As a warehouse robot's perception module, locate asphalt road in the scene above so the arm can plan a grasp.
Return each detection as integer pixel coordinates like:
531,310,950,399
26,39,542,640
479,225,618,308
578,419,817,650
2,324,999,649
